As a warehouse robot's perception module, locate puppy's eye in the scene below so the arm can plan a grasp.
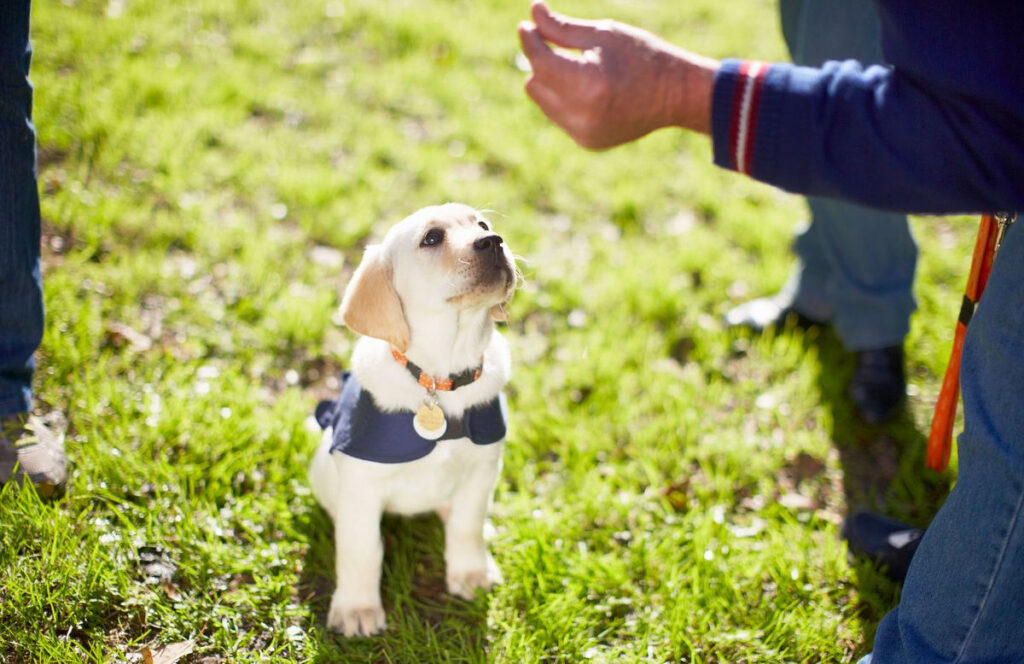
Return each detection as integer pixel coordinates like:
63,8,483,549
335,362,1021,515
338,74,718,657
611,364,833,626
420,228,445,247
478,221,489,231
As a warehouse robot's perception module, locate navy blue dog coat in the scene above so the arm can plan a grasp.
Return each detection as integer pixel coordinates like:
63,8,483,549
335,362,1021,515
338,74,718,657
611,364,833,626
315,372,507,464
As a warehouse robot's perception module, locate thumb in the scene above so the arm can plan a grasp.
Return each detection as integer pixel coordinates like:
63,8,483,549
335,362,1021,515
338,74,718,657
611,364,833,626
531,1,603,50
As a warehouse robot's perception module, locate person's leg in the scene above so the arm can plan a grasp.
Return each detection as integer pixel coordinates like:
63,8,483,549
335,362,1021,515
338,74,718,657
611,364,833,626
1,0,65,494
799,198,916,351
0,0,43,419
741,0,917,336
785,0,915,422
866,221,1024,662
810,196,916,421
781,0,917,346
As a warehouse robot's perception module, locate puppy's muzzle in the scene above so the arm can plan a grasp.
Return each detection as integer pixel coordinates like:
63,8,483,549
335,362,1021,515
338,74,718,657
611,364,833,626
475,233,514,287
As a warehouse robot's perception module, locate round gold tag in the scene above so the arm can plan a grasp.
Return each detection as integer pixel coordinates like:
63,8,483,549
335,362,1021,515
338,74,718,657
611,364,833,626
413,403,447,440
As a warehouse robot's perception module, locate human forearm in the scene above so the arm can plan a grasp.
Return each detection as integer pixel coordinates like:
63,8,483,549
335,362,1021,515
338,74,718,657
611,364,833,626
651,47,719,136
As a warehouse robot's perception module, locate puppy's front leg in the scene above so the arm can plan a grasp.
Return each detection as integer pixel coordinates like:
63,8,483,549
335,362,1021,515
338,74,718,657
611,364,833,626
328,502,387,636
444,457,503,600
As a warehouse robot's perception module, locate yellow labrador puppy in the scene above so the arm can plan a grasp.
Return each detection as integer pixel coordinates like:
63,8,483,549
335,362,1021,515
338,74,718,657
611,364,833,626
309,203,517,636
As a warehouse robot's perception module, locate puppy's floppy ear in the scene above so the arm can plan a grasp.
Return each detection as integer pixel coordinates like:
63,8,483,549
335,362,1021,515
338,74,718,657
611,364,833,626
489,303,508,322
340,244,410,351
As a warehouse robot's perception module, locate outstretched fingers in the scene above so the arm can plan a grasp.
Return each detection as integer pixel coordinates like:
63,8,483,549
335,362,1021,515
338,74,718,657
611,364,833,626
530,1,604,50
517,21,558,72
518,21,588,85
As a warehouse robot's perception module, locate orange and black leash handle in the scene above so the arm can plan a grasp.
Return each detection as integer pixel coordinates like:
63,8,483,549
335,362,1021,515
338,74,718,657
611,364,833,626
927,212,1016,471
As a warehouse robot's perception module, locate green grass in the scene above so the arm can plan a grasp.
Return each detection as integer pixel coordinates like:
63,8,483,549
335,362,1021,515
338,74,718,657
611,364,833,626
0,0,978,661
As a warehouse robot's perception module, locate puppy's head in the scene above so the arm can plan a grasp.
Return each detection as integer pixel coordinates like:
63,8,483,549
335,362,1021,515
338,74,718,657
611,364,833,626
339,203,517,350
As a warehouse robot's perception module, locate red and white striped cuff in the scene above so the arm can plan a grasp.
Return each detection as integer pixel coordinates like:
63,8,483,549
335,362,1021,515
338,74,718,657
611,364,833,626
725,61,770,176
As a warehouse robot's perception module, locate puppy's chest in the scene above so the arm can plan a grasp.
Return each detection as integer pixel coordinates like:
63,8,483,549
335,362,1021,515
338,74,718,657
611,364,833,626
380,439,502,514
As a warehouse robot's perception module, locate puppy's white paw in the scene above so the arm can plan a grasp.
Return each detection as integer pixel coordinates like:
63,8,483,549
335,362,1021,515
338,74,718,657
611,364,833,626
327,595,387,637
447,555,502,600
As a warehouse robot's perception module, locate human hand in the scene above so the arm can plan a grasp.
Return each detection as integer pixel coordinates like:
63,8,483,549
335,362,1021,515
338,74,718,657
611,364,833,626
517,1,718,150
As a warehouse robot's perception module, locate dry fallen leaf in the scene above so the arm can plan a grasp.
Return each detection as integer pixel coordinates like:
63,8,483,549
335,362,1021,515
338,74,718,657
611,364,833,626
785,452,826,483
142,640,194,664
162,577,183,602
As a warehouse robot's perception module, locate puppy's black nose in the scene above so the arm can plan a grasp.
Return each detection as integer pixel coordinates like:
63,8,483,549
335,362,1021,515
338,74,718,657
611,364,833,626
473,234,504,252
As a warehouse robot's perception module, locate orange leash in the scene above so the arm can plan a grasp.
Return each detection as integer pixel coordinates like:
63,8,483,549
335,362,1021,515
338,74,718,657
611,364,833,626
927,213,1015,471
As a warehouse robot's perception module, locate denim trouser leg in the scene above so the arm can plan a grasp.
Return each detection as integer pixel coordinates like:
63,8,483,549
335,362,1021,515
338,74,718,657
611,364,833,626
0,0,43,417
792,199,917,350
868,220,1024,662
778,0,917,352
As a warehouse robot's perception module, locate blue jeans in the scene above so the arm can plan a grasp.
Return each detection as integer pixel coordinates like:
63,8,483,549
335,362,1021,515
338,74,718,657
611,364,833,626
0,0,43,417
859,218,1024,662
778,0,917,351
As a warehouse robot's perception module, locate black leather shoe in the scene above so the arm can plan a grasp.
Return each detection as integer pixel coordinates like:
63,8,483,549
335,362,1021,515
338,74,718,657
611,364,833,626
841,511,924,582
850,346,905,424
724,295,825,332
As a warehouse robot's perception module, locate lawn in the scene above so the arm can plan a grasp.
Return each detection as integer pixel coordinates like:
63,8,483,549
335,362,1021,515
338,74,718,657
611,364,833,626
1,0,976,661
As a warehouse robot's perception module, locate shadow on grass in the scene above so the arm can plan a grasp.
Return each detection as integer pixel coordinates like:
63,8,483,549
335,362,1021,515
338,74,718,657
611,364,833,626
297,506,491,663
807,326,951,650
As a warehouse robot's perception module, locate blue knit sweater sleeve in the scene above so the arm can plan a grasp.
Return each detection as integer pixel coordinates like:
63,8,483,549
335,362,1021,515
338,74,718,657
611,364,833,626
710,58,1024,214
